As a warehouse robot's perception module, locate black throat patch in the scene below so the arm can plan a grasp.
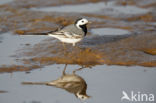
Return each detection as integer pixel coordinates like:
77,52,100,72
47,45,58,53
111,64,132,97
75,18,88,36
79,25,87,36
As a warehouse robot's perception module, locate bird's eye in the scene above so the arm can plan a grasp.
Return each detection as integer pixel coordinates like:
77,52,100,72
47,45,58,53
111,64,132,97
82,21,84,22
81,96,84,99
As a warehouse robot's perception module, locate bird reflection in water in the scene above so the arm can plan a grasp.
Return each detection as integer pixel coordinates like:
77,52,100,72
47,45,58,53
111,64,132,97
22,64,90,100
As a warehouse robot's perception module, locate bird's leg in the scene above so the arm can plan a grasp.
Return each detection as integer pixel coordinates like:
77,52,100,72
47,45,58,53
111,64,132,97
73,43,81,51
72,66,85,74
62,42,66,50
72,43,75,46
62,64,67,76
62,42,67,55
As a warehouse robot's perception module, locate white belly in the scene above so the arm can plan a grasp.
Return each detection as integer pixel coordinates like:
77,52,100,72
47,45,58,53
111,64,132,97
49,34,82,46
60,37,82,43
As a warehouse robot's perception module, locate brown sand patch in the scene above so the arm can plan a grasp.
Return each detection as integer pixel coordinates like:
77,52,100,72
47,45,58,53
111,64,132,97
0,65,40,73
142,48,156,55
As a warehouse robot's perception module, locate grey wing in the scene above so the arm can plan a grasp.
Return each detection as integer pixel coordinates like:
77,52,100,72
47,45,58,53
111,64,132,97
48,30,67,38
53,30,82,38
63,82,82,94
48,24,83,38
55,24,74,37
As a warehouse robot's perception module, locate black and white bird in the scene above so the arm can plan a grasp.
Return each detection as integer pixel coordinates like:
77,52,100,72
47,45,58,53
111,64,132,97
48,18,90,46
22,65,90,100
23,18,90,46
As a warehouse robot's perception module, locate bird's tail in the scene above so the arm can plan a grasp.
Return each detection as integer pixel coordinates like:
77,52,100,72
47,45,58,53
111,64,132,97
22,81,49,85
22,29,59,35
22,32,48,35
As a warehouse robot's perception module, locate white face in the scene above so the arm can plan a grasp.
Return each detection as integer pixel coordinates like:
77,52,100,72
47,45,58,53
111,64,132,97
76,18,89,28
77,94,89,100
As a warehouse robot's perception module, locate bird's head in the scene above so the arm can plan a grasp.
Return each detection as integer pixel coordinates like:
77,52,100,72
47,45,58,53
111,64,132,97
76,93,91,100
75,18,90,29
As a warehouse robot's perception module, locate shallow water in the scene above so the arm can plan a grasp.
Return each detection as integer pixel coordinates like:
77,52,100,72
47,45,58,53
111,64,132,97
0,0,156,102
31,1,150,15
0,29,130,66
0,32,48,65
91,28,130,36
0,64,155,103
0,0,13,5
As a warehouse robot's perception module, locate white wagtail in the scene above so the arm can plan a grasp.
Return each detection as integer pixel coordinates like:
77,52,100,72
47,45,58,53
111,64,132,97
22,64,90,100
48,18,90,46
23,18,90,46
